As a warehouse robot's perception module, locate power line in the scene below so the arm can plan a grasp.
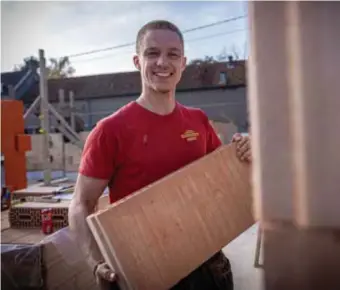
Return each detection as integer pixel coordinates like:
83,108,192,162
63,15,246,59
182,15,246,34
71,27,247,64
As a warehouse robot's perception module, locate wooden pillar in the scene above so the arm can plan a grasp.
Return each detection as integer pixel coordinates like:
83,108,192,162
69,91,76,132
58,89,66,177
247,2,340,289
39,49,51,185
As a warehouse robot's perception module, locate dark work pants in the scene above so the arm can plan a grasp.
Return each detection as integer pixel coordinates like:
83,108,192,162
171,251,234,290
109,251,233,290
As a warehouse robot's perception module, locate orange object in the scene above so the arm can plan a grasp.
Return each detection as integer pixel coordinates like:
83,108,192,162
1,100,31,191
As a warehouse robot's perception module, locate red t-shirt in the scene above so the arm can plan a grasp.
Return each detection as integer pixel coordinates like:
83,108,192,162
79,101,222,203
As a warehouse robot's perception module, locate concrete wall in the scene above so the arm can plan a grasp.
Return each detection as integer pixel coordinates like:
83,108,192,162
76,87,248,131
26,121,236,171
26,132,89,171
23,87,248,133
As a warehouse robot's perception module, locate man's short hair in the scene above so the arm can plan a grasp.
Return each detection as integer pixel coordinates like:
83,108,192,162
136,20,184,54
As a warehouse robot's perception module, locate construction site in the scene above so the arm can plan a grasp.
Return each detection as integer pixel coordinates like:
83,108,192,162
1,2,340,290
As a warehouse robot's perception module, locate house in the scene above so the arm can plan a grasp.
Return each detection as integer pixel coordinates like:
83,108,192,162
1,60,249,143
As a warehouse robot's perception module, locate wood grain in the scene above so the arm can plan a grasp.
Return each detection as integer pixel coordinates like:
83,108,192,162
87,143,254,290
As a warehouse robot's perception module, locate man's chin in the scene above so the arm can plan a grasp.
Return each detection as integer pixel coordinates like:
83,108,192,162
153,86,172,94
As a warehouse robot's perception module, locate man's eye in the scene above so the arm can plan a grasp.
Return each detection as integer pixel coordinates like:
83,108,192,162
169,53,180,58
147,51,159,56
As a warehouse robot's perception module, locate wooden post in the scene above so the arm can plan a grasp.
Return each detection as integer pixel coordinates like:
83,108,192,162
69,91,76,132
58,89,65,107
58,89,66,177
248,2,340,289
39,49,51,186
8,85,15,99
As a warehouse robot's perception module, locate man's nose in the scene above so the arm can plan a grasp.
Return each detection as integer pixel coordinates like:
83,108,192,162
156,54,169,67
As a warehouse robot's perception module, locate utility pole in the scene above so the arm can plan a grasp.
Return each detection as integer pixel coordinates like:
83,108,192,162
69,91,76,131
39,49,51,186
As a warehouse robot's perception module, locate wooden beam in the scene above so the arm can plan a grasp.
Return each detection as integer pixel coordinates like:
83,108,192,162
247,2,340,289
39,49,51,186
69,91,76,131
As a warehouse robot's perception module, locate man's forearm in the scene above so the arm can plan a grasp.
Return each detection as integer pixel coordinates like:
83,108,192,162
68,200,103,270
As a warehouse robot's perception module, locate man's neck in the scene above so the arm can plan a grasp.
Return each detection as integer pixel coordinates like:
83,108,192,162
137,89,176,116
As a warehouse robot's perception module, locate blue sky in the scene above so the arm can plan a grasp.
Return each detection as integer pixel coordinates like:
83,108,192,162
1,1,248,76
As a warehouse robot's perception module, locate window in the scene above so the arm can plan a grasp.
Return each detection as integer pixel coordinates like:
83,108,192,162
219,72,227,85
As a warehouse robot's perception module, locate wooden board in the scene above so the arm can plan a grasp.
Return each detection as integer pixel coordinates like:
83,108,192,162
87,144,254,290
42,233,99,290
12,178,73,198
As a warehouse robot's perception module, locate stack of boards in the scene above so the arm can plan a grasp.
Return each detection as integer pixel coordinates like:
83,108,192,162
87,144,254,290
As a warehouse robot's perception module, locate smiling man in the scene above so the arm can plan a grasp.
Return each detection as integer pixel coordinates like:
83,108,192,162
69,20,251,290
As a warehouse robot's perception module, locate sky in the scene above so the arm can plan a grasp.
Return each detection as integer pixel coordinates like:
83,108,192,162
1,0,249,77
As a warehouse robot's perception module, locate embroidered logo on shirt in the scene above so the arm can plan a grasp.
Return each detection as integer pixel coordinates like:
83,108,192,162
181,130,199,142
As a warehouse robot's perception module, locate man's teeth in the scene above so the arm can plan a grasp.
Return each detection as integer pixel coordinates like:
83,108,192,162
155,72,171,77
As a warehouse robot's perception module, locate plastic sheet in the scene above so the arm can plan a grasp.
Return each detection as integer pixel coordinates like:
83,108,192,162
1,227,99,290
1,191,110,289
1,243,44,290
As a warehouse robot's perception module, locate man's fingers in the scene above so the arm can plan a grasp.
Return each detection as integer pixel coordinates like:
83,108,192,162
238,139,250,153
232,133,242,143
239,150,252,162
236,137,248,149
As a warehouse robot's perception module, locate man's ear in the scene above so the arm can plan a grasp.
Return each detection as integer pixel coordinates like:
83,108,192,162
133,55,141,71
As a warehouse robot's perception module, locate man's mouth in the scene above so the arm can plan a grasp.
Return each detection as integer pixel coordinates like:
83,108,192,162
153,72,173,78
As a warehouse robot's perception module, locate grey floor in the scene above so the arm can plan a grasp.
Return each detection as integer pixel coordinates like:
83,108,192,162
223,223,264,290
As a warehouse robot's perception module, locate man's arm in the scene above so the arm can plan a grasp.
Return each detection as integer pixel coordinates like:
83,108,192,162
68,119,118,283
68,174,108,271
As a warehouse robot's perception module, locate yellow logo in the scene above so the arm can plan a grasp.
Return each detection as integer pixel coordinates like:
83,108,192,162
181,130,199,142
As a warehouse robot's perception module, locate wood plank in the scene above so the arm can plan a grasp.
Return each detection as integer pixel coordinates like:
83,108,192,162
87,143,254,290
247,2,340,289
12,181,74,198
43,239,99,290
1,228,45,243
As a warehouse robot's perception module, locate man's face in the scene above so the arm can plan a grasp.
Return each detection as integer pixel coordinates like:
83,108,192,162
133,29,187,94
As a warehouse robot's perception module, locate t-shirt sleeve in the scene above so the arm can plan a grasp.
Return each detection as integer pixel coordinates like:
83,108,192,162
199,110,222,153
78,121,117,180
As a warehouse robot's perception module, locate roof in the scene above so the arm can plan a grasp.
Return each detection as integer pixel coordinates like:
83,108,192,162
1,70,29,87
1,60,246,103
1,70,29,97
47,60,246,102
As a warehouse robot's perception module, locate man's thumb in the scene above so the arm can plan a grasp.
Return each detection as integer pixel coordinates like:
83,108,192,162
98,264,116,282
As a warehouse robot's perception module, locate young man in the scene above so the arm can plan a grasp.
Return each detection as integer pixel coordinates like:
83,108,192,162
69,20,251,290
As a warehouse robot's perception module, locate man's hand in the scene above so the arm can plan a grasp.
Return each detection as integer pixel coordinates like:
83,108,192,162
232,133,252,162
94,262,117,289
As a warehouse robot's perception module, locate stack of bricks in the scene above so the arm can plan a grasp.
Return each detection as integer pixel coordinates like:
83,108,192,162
9,201,69,229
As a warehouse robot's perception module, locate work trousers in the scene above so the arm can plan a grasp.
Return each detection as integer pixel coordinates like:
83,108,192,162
108,251,233,290
171,251,234,290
